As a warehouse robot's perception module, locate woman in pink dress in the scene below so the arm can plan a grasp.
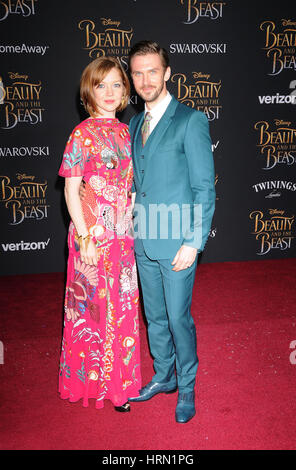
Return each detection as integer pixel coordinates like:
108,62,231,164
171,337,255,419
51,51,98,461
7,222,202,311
58,57,141,412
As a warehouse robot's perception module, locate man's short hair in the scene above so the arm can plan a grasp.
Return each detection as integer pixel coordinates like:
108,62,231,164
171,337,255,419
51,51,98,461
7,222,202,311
128,40,169,70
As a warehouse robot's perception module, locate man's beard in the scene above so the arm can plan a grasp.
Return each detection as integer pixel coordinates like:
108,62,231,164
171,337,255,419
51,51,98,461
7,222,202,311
138,81,165,103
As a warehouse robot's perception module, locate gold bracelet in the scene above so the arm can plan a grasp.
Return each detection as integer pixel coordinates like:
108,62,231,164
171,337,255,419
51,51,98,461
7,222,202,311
77,234,91,250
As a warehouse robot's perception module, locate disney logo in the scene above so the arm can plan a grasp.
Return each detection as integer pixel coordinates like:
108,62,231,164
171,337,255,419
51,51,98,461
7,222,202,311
100,18,121,27
8,72,28,81
192,72,210,80
16,173,35,181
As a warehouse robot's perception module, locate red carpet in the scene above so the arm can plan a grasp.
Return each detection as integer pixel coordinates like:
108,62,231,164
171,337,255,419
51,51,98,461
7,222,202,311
1,258,296,450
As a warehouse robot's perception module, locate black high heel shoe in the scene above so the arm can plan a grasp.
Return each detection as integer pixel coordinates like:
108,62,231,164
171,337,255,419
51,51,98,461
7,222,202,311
114,402,130,412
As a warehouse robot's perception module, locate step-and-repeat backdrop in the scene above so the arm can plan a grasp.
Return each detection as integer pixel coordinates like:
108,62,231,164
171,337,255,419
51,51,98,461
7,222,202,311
0,1,295,275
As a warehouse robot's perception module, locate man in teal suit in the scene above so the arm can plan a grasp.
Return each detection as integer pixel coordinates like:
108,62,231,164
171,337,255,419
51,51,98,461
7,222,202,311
127,41,215,423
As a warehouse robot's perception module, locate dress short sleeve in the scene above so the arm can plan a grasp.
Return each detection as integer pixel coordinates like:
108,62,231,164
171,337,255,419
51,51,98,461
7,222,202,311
58,127,87,178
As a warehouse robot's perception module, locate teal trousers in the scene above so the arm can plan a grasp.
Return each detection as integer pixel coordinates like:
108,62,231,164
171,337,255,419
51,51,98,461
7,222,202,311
135,240,198,393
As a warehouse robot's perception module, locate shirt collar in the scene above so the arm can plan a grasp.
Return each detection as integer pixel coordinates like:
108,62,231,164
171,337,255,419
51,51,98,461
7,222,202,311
144,92,172,119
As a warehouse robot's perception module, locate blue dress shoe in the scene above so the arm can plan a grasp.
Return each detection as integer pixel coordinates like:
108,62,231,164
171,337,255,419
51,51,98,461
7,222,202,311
128,380,177,402
175,391,196,423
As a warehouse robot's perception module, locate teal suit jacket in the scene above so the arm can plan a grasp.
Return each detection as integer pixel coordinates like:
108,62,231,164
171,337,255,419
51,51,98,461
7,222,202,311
130,96,215,260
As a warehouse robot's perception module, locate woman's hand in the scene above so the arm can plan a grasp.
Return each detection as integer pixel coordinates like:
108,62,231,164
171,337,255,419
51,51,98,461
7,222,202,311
64,177,96,265
79,237,98,266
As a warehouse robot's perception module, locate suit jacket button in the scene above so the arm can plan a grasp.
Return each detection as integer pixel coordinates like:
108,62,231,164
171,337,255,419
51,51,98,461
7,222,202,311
142,192,146,197
141,155,144,159
141,169,144,174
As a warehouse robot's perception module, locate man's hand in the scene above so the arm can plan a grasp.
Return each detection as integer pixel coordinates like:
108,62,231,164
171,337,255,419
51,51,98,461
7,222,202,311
79,180,86,201
172,245,197,272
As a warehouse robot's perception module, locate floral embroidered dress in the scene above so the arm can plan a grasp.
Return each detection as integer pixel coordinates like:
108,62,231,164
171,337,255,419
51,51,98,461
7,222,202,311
58,117,141,408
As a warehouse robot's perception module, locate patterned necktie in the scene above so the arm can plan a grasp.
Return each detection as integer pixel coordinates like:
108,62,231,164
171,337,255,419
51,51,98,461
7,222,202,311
141,112,152,146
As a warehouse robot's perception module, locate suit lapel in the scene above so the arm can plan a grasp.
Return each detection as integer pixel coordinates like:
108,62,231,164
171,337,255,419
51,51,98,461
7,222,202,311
144,97,178,155
131,97,179,187
142,97,179,180
131,112,144,185
132,112,144,158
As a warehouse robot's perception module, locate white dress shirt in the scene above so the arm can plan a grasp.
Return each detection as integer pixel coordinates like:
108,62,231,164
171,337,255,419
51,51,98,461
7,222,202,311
144,92,172,135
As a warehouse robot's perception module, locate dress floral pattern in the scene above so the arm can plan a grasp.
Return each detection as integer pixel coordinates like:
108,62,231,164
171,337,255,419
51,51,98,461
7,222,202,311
58,117,141,408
